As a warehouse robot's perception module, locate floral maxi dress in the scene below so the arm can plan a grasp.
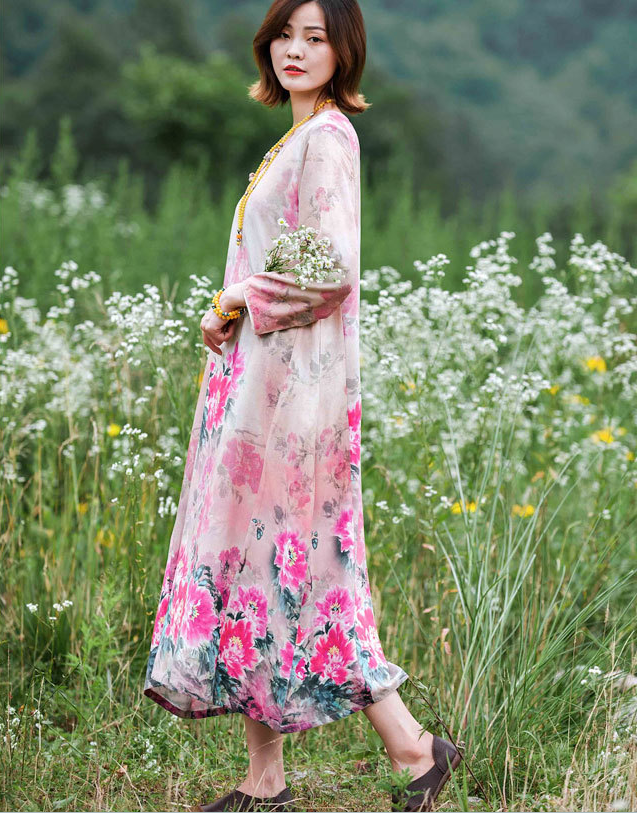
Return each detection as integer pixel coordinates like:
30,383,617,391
143,109,409,733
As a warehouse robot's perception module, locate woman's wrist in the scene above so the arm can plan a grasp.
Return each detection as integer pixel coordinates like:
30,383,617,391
217,282,246,314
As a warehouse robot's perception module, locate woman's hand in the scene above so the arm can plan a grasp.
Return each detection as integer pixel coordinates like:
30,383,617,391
200,282,246,356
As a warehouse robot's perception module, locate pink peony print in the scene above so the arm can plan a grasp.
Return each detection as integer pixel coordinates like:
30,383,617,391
348,400,362,467
294,657,307,681
219,617,259,678
243,671,282,726
172,545,190,589
160,545,181,596
184,432,197,483
284,463,312,512
280,173,299,230
180,581,220,647
228,584,268,638
296,624,311,645
273,530,308,593
356,503,367,566
326,448,350,488
309,623,355,685
219,546,242,570
225,242,249,286
165,573,217,647
226,343,246,396
215,546,242,606
319,427,338,457
151,594,170,648
205,371,232,432
356,606,388,670
314,186,333,215
334,507,356,554
194,454,217,540
315,586,355,628
222,438,264,494
280,640,295,678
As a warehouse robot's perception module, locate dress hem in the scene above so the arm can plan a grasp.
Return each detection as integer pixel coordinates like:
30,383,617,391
143,669,410,734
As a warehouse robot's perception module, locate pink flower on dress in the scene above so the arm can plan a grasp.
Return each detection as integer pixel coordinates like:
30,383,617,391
356,606,388,670
279,173,299,229
280,640,295,678
205,371,232,431
273,530,308,593
194,454,217,539
160,545,181,595
166,572,217,647
171,545,190,589
225,242,249,286
296,624,311,645
356,503,367,566
294,657,307,681
228,585,268,638
151,594,170,647
222,438,264,493
243,671,282,726
179,581,220,647
226,343,246,395
348,400,362,467
314,186,333,214
334,507,356,554
309,624,355,685
326,448,350,488
284,463,311,512
215,546,242,606
219,617,259,678
219,546,242,570
315,586,355,628
184,432,197,483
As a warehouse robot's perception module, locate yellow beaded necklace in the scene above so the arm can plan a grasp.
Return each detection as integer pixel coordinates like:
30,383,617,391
235,97,335,245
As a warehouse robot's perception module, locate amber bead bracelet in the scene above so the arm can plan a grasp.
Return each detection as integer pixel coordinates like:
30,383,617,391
211,286,246,320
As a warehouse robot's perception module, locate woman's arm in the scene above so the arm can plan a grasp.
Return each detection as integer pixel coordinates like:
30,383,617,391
241,123,358,336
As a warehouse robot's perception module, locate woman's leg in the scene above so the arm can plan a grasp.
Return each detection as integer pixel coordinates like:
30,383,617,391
236,716,288,797
362,689,436,779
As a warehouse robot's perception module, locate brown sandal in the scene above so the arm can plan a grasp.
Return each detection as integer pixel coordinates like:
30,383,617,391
197,785,294,812
390,735,462,812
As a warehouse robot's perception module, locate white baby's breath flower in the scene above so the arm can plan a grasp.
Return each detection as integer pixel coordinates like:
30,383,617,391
263,220,345,288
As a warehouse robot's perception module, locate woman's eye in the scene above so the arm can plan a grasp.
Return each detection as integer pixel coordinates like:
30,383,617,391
279,32,323,43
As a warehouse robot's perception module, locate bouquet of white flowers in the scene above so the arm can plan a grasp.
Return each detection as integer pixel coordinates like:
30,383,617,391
263,217,345,290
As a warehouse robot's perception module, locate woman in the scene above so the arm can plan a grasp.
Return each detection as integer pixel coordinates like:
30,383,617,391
143,1,462,811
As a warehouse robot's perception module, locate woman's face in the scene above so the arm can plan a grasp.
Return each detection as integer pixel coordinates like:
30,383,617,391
270,1,338,98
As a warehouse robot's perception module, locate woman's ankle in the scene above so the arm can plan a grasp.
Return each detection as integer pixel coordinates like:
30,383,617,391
388,730,435,775
238,770,287,797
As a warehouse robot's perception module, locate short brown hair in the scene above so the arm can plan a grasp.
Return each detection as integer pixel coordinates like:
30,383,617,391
248,0,370,115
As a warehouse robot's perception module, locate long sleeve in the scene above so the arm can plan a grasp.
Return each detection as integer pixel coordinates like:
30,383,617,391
242,122,358,336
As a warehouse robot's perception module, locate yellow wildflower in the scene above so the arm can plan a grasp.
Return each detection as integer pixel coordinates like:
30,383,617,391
0,318,9,334
451,500,476,514
591,428,614,444
106,423,121,437
96,528,115,548
512,503,535,517
585,356,606,373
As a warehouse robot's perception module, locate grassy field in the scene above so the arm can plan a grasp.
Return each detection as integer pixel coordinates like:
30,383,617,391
1,157,636,812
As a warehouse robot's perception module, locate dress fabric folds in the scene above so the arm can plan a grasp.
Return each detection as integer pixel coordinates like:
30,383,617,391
143,109,409,733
